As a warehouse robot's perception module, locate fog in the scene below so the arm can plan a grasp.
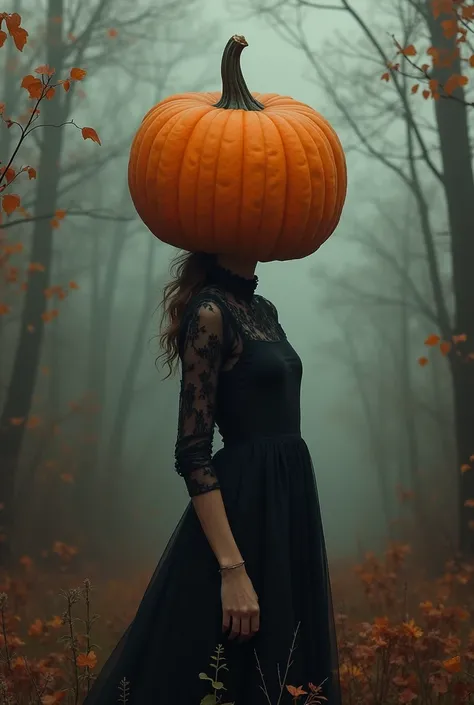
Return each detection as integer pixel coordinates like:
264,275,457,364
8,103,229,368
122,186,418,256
1,0,469,578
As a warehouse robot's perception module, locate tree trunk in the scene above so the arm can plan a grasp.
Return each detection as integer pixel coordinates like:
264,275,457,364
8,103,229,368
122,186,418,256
425,2,474,554
0,0,65,565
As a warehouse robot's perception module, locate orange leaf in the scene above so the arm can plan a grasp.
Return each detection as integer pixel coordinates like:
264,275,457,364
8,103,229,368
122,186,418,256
2,193,20,214
2,166,15,183
21,74,43,99
424,334,440,346
442,655,461,673
11,27,28,52
55,209,66,220
107,28,118,38
431,0,456,20
441,18,458,39
0,30,7,48
34,64,55,76
418,356,429,367
401,45,417,57
0,303,10,315
27,166,37,179
444,73,469,95
464,499,474,508
44,85,56,100
461,464,471,473
82,127,101,145
28,262,45,272
381,72,390,81
28,618,44,637
453,333,467,344
61,79,71,92
69,280,79,289
26,415,40,429
41,691,66,705
70,67,87,81
440,341,451,356
411,83,419,93
286,685,308,697
422,89,431,99
76,651,97,668
469,55,474,68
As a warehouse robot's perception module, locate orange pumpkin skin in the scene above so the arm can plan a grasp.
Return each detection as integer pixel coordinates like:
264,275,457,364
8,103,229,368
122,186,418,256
128,39,347,262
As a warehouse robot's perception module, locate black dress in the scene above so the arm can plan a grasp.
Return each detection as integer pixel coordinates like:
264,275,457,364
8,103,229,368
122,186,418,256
83,263,341,705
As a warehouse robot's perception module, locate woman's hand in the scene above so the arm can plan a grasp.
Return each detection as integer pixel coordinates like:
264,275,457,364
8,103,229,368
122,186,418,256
221,566,260,642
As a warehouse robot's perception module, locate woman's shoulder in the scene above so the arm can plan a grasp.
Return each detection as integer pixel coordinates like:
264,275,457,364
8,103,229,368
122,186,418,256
254,294,279,321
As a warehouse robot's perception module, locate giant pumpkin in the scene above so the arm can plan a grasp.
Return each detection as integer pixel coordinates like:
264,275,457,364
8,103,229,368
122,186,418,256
128,35,347,262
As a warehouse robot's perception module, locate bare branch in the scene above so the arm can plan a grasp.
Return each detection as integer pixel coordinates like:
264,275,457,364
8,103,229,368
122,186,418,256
0,209,135,232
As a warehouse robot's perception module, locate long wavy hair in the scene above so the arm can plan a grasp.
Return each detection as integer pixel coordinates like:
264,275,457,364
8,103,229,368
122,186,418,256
158,250,216,378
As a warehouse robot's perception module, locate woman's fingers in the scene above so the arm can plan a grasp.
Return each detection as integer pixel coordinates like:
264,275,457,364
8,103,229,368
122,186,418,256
222,609,231,633
228,614,241,640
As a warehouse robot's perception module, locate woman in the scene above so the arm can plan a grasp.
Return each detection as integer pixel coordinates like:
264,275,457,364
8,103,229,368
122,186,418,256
83,249,341,705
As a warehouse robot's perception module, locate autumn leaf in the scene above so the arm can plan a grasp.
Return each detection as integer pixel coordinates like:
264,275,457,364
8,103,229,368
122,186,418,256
286,685,308,697
21,74,43,99
26,415,41,429
46,615,63,628
82,127,101,145
399,689,418,704
422,89,431,99
76,651,97,668
69,280,79,289
431,0,456,20
42,309,59,322
41,691,66,705
28,618,44,637
464,499,474,508
28,262,45,272
0,303,10,315
440,341,451,356
27,166,37,179
107,28,118,38
418,356,429,367
411,83,419,93
60,79,71,92
2,193,21,214
70,67,87,81
381,72,390,81
441,18,458,39
55,209,66,220
0,29,7,48
2,166,15,183
444,73,469,95
442,655,461,673
34,64,55,76
401,44,417,57
461,464,471,473
424,334,440,346
470,55,474,68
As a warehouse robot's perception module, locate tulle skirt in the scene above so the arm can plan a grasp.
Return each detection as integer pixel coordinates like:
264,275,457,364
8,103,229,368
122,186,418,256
83,434,341,704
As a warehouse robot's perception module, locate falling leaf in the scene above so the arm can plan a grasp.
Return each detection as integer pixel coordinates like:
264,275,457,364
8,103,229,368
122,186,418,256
42,309,59,323
34,64,55,76
21,74,43,99
70,67,87,81
69,280,79,289
440,341,451,356
424,334,440,346
82,127,101,145
418,357,429,367
442,655,461,673
2,193,21,214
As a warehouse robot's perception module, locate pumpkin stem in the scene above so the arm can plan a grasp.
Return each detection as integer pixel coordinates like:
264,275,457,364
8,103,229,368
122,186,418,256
213,35,265,111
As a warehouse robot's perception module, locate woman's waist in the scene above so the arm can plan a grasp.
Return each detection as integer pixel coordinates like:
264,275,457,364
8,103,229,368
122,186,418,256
219,429,303,449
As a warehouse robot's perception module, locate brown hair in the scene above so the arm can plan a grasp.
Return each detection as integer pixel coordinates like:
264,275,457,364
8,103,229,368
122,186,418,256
158,250,216,378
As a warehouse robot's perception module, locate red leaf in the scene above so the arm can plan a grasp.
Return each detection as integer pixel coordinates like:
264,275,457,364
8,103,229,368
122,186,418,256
2,193,20,214
70,67,87,81
82,127,101,146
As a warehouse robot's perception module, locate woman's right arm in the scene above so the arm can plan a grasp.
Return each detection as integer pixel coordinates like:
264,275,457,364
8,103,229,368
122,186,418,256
175,301,260,640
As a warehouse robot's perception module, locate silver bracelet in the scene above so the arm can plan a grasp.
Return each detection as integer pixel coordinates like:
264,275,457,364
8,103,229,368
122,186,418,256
219,560,245,573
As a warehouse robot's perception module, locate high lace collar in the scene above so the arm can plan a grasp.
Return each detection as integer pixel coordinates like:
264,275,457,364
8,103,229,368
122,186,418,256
206,261,258,303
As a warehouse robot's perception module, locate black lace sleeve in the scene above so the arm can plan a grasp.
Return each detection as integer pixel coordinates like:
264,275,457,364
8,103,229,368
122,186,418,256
174,299,225,498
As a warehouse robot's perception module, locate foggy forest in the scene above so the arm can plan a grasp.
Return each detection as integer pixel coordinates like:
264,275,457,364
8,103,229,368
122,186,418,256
0,0,474,703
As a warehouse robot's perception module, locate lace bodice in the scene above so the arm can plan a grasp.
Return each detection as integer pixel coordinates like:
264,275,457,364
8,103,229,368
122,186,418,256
174,262,286,497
